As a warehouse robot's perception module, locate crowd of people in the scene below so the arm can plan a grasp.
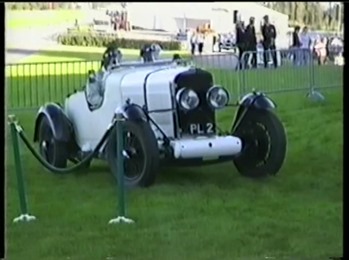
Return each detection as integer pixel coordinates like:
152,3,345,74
189,28,206,56
238,15,344,68
186,14,343,69
235,15,278,69
106,10,130,31
292,26,343,66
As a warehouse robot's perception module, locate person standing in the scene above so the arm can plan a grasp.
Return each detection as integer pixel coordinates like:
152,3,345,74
261,15,277,68
197,29,205,55
236,21,247,69
299,26,312,65
314,37,327,65
245,17,257,68
189,29,198,56
291,26,302,66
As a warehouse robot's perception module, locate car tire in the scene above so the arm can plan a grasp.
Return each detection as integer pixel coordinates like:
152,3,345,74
232,108,287,178
107,120,159,188
38,116,68,169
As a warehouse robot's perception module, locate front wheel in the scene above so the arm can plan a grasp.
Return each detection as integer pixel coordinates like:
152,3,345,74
106,120,160,187
232,109,287,178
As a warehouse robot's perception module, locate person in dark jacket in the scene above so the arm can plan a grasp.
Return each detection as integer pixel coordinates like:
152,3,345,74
261,15,277,68
245,17,257,68
292,26,302,65
236,21,247,69
140,44,154,62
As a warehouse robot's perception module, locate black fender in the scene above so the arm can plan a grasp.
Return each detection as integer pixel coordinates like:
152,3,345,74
33,103,73,142
232,92,276,131
120,103,148,122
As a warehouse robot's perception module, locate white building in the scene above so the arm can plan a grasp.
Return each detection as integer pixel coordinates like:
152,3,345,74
127,2,289,48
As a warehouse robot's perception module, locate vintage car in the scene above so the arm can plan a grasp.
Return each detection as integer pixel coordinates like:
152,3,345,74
214,33,237,52
33,48,287,187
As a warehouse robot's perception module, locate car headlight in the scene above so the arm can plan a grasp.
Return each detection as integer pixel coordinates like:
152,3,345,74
206,85,230,109
176,88,200,111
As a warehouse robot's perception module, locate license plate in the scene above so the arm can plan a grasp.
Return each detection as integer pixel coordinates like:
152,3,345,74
189,123,215,135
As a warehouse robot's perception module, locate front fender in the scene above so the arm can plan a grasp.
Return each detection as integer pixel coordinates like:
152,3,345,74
118,103,148,122
239,92,276,110
232,92,276,131
33,103,73,142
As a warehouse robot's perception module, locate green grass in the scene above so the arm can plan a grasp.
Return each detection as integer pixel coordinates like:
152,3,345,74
6,51,343,259
6,10,87,30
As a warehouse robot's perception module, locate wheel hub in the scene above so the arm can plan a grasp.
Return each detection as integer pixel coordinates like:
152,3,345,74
41,141,47,149
122,133,145,179
239,122,271,167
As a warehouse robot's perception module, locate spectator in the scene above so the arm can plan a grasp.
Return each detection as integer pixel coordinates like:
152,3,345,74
245,17,257,68
151,43,162,60
140,44,154,62
261,15,277,68
189,29,197,56
299,26,312,65
236,21,247,69
325,36,331,62
291,26,302,66
314,37,327,65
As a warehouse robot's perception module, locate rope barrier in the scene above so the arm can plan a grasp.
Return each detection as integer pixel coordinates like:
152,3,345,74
8,112,135,224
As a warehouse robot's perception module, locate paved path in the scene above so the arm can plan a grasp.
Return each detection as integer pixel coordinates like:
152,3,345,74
5,25,68,64
5,25,240,70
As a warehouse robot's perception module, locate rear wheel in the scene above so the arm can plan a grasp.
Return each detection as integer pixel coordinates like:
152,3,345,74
232,109,287,178
107,120,159,187
38,116,68,169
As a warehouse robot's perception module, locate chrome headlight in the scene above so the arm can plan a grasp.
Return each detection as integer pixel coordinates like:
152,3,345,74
176,88,200,111
206,85,230,109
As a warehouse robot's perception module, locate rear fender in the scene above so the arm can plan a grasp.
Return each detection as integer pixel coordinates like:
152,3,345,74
33,103,73,142
232,92,276,131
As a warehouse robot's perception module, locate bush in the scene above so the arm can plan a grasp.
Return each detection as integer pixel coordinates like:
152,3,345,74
57,32,182,51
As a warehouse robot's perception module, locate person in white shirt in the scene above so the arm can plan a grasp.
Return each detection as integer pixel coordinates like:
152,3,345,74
189,29,198,56
314,37,327,65
151,43,162,60
299,26,312,66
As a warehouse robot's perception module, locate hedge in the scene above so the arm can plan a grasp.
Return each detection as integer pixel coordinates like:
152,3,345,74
57,33,182,51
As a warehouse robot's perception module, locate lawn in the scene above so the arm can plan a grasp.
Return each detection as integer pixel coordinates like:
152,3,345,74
5,50,343,259
6,10,87,30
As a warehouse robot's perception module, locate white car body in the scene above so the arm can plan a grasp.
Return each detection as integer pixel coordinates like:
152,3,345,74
64,62,242,159
34,56,287,186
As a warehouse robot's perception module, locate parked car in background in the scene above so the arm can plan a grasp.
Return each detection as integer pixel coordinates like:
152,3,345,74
214,33,237,52
327,36,344,61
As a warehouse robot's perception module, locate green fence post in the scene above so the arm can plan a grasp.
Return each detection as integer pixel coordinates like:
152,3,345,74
108,112,135,225
8,115,36,223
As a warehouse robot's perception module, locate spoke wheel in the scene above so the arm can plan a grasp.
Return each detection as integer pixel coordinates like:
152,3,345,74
232,109,287,178
107,120,159,188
